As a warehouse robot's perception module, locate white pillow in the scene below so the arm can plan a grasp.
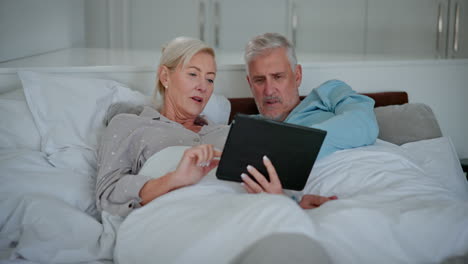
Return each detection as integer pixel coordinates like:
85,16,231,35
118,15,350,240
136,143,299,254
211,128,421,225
0,149,97,217
401,137,468,200
139,146,190,179
0,89,41,150
18,71,150,167
202,93,231,125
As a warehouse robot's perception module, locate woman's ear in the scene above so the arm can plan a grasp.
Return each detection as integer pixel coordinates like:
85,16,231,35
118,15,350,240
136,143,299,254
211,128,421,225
159,65,170,88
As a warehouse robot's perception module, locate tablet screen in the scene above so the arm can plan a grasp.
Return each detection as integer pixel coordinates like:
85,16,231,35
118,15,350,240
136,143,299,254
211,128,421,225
216,114,326,191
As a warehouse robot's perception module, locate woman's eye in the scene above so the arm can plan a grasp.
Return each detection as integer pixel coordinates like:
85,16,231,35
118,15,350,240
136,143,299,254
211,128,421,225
189,72,197,77
207,79,214,84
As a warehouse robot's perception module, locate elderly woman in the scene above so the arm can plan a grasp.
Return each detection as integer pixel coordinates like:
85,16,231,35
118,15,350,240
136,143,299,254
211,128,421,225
96,37,229,217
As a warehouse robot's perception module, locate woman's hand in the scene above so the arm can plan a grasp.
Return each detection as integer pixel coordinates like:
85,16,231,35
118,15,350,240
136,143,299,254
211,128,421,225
241,155,284,195
171,144,221,188
139,144,220,206
299,195,338,209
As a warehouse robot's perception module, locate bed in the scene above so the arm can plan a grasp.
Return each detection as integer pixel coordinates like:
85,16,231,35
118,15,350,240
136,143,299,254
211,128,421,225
1,70,467,264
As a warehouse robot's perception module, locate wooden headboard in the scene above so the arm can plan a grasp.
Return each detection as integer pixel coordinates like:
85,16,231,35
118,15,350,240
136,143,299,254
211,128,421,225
227,91,408,123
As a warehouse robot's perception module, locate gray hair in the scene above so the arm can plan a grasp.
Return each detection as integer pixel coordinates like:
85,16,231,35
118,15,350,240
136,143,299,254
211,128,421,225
244,33,297,73
155,37,215,104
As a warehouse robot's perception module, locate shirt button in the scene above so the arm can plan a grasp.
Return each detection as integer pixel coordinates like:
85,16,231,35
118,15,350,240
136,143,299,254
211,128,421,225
193,138,200,143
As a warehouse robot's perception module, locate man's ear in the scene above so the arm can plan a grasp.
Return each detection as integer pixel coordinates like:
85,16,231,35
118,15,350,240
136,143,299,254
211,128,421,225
295,64,303,88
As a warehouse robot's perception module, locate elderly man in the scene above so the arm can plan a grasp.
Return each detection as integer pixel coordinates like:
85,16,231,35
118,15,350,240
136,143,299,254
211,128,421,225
240,33,379,207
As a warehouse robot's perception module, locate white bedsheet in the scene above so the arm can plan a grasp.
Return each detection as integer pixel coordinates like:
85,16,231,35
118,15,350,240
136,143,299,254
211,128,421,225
1,138,467,264
0,149,118,264
115,138,468,264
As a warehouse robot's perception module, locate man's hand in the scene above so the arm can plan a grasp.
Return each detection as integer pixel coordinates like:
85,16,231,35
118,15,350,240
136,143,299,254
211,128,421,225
240,155,339,210
299,195,338,209
241,155,283,195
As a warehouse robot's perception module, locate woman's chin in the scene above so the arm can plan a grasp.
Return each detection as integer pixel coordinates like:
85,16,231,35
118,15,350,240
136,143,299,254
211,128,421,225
189,108,204,117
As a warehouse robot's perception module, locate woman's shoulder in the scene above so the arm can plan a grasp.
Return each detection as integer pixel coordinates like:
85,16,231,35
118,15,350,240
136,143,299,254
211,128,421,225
105,105,157,134
104,103,145,126
108,113,138,127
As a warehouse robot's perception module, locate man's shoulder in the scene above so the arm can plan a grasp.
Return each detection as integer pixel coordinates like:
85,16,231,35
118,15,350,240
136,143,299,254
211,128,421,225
319,79,348,87
302,79,357,103
298,79,350,101
311,79,352,94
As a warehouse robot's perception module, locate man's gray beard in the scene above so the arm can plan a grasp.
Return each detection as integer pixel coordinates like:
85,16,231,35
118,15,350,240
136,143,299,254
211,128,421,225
263,114,284,122
259,96,285,121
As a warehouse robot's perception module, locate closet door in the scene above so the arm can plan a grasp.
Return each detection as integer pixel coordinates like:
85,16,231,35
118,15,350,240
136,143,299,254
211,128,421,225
366,0,446,59
292,0,367,58
212,0,289,53
128,0,203,50
448,0,468,58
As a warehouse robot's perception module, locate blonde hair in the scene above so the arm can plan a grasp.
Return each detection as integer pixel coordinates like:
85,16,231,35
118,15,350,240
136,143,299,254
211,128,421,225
155,37,215,105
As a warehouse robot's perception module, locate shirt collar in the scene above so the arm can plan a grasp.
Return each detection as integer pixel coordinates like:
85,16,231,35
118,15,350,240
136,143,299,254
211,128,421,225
139,106,218,132
139,106,168,121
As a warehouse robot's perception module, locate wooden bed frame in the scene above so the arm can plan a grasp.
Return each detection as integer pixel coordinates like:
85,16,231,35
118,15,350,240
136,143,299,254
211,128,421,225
227,91,408,123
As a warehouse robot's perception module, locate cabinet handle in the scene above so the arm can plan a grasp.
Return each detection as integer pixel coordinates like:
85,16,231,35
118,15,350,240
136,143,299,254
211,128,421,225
291,1,298,47
214,1,220,48
436,2,444,57
453,2,460,53
199,1,205,41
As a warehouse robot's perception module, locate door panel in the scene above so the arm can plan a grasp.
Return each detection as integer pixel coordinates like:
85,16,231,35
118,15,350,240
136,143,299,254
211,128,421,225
293,0,367,56
366,0,443,59
214,0,289,52
129,0,201,50
448,0,468,58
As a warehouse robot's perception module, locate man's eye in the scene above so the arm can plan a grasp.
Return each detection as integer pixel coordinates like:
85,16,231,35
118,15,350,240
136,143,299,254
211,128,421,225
274,75,282,80
254,79,264,83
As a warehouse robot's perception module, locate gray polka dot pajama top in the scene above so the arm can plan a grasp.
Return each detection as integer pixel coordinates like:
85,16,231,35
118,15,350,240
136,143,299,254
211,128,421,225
96,106,229,217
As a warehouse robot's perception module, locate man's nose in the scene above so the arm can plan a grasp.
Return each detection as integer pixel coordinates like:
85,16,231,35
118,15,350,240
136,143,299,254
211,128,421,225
264,78,274,96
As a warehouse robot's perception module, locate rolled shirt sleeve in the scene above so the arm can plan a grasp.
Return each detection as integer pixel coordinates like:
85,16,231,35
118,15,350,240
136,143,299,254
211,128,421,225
285,80,379,159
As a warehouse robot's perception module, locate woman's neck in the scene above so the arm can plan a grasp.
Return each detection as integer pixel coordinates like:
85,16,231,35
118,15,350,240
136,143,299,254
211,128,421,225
160,104,202,133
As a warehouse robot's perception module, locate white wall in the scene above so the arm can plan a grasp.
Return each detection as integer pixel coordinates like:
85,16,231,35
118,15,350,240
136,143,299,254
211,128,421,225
0,0,85,62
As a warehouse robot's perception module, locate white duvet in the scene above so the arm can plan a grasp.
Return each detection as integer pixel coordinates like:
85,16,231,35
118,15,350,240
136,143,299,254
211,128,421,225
1,138,468,264
0,149,119,264
115,138,468,264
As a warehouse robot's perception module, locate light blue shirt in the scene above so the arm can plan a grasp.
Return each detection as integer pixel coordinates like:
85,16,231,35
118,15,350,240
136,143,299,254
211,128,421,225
284,80,379,160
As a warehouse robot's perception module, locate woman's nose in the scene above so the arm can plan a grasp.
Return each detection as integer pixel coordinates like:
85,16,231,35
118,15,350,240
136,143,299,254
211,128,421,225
196,80,207,92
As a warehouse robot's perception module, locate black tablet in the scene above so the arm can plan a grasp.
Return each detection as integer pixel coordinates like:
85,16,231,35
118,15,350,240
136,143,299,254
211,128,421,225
216,114,327,191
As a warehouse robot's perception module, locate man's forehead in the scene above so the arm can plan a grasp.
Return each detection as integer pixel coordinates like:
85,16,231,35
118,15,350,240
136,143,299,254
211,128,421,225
248,49,290,74
251,71,286,78
249,63,289,77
